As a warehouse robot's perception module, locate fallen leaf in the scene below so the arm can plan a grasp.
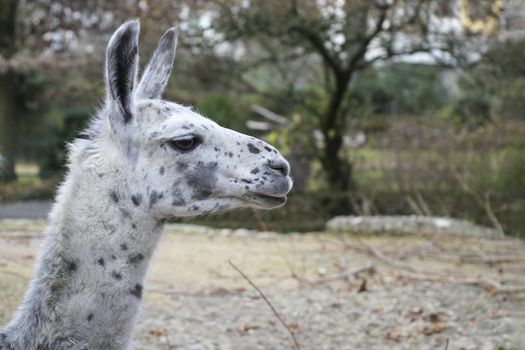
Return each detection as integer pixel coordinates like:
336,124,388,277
406,307,424,322
287,322,300,332
420,324,446,336
149,329,164,337
489,310,510,319
357,279,367,293
236,324,260,335
386,329,403,342
427,313,443,323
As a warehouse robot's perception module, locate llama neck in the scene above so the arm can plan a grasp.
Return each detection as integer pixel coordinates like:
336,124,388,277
2,165,163,350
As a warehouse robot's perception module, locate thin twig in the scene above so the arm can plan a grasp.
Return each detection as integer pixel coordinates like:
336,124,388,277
229,259,301,350
444,338,449,350
164,329,172,350
345,241,525,294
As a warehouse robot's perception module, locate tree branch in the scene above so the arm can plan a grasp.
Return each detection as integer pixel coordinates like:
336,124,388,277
229,260,301,350
290,25,343,76
345,3,389,74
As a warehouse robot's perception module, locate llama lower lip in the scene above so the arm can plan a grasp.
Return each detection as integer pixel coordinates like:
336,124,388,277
244,193,287,208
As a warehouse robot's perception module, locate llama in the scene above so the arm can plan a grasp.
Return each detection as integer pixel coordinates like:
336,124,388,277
0,20,292,350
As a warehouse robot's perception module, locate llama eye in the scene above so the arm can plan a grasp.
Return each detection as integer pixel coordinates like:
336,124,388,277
167,136,201,152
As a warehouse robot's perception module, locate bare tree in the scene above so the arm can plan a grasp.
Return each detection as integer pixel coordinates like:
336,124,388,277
204,0,478,194
0,0,201,181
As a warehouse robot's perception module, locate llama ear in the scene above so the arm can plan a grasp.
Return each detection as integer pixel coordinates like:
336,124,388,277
135,27,178,100
106,20,140,124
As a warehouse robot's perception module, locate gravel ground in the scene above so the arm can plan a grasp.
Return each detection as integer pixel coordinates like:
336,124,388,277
1,219,524,350
135,284,524,350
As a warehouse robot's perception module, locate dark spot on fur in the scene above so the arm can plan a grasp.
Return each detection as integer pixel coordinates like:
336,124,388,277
131,223,137,229
228,152,233,158
250,168,259,174
131,194,142,206
111,271,122,280
247,143,260,154
119,207,130,218
264,146,272,152
68,262,77,272
111,255,117,260
128,253,144,264
149,191,160,208
87,313,94,322
186,161,218,200
110,190,119,203
191,205,199,211
177,162,189,171
171,187,186,206
159,166,165,175
130,284,143,299
97,258,105,266
120,243,128,251
241,179,253,184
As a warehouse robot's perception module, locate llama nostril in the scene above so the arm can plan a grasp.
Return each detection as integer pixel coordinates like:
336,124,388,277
267,159,290,176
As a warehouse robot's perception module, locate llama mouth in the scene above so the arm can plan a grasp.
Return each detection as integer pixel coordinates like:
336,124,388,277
242,192,288,208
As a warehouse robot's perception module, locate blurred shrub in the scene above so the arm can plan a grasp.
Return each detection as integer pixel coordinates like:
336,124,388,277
0,176,58,202
446,38,525,125
352,63,449,116
37,108,90,178
443,75,491,126
467,148,525,198
357,116,390,134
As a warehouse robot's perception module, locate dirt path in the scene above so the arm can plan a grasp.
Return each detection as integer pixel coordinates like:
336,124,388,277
1,219,524,350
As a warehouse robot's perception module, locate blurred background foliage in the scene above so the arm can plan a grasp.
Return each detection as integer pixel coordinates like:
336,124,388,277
1,0,525,236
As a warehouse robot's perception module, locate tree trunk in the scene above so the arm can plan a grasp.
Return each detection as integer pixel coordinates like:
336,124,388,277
321,130,352,191
0,73,17,181
320,75,354,193
0,0,18,181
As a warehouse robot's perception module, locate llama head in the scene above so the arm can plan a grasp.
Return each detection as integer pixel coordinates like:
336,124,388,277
101,20,292,219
